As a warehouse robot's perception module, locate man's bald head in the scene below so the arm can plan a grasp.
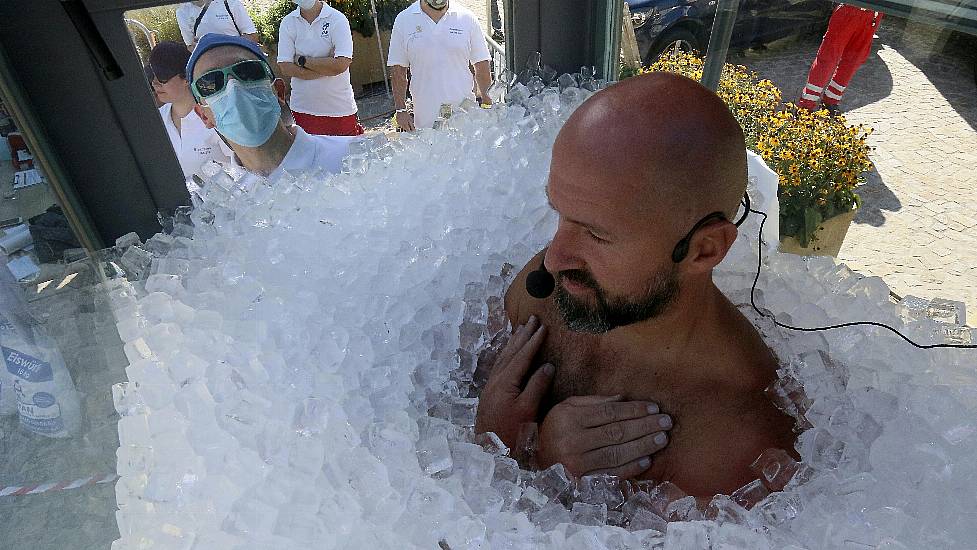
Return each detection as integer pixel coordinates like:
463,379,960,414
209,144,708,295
554,72,747,223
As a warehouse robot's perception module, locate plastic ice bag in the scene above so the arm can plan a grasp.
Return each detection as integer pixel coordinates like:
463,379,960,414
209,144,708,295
1,324,81,437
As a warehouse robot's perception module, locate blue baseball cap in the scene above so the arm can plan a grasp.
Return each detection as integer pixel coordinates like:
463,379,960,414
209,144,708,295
186,33,269,80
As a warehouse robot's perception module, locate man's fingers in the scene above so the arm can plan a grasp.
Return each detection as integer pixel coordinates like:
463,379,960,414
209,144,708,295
506,321,547,379
587,414,673,446
563,395,623,407
579,401,660,428
579,431,669,471
517,363,555,409
495,316,538,367
586,456,653,479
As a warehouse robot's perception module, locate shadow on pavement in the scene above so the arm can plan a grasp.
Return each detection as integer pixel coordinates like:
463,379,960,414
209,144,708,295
853,167,901,227
882,18,977,131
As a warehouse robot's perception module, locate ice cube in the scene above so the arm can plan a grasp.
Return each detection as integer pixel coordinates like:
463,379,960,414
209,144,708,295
570,502,607,526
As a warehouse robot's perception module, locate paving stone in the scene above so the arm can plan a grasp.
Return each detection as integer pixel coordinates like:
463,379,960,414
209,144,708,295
739,19,977,317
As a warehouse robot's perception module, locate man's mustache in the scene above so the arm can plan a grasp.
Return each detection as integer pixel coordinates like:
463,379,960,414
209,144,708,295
558,269,600,290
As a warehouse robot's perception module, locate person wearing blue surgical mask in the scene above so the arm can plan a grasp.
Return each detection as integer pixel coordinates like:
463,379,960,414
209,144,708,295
187,34,357,180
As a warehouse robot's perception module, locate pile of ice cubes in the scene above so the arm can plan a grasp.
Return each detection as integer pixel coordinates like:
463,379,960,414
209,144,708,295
108,70,977,549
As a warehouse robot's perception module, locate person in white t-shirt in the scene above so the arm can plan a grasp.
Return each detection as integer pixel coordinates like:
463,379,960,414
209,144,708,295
177,0,259,51
277,0,364,136
187,34,356,179
149,41,234,185
387,0,492,131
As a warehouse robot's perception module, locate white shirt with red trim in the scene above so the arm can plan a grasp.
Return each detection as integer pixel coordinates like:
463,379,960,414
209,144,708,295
277,4,358,117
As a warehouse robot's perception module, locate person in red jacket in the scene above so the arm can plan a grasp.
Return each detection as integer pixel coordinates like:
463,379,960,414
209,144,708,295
798,4,883,114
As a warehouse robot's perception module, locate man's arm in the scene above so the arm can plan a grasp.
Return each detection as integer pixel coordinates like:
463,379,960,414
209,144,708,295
303,56,353,77
468,14,493,104
386,17,414,131
277,62,321,80
390,65,414,131
473,60,492,104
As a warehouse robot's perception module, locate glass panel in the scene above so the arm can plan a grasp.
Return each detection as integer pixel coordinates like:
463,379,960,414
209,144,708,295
632,0,977,313
0,95,124,547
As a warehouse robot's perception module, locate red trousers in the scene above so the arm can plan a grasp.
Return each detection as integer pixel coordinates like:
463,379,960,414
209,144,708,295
799,5,883,109
293,112,365,136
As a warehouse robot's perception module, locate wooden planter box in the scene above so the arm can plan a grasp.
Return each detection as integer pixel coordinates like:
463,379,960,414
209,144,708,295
350,30,392,95
779,209,857,257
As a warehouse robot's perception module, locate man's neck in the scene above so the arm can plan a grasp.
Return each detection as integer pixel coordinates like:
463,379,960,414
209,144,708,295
420,2,448,23
231,123,297,177
301,2,323,23
605,279,729,373
171,98,195,120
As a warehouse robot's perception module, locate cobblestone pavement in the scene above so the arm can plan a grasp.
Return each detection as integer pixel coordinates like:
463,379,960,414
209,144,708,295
735,19,977,318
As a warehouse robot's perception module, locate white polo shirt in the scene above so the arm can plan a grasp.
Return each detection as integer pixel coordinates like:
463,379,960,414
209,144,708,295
159,103,235,181
277,5,358,117
177,0,257,46
268,126,357,181
387,2,491,129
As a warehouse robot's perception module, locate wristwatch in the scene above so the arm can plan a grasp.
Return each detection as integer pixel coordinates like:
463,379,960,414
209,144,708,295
297,55,307,68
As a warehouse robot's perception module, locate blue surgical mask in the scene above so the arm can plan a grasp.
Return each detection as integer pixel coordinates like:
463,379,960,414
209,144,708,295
206,79,281,148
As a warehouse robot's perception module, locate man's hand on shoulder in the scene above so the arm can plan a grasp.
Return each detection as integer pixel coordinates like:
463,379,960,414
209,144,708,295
474,315,553,449
538,395,673,479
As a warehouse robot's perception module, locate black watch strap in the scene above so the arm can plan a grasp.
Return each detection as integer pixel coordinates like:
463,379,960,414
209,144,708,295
297,55,306,68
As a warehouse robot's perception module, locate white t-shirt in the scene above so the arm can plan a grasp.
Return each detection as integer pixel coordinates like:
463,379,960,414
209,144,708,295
177,0,257,46
277,5,358,117
159,103,234,181
387,2,491,129
268,126,357,181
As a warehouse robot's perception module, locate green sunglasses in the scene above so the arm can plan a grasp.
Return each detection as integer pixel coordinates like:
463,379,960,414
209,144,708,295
190,59,273,100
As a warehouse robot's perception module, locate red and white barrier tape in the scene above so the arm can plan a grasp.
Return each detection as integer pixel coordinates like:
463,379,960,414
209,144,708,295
0,473,118,497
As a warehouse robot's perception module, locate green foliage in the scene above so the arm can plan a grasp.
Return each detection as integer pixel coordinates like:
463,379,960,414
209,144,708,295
249,0,296,46
125,6,184,62
252,0,410,47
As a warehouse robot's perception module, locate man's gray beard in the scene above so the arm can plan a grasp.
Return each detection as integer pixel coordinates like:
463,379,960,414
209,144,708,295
554,268,680,333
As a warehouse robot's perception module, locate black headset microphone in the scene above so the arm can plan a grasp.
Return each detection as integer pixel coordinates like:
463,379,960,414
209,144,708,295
525,194,976,350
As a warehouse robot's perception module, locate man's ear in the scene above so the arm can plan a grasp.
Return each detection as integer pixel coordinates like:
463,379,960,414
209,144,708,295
685,222,738,273
194,103,216,129
273,78,287,102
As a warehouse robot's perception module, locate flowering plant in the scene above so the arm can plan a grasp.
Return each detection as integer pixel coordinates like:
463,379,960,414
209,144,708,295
640,52,873,247
755,106,873,247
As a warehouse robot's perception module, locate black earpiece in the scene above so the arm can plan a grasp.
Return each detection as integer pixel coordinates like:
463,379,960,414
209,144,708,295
672,193,752,263
526,252,555,299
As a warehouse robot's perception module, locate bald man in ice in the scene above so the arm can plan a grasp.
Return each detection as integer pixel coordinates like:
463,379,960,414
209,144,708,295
475,72,797,497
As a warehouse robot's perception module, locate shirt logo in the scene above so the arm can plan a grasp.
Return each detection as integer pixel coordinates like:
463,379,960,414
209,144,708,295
448,27,464,35
321,21,330,37
415,25,422,33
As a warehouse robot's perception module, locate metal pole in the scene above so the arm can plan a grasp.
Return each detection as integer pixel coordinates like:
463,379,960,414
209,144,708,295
369,0,391,97
700,0,739,91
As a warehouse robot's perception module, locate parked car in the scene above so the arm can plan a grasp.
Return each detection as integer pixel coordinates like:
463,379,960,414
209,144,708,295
628,0,834,64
